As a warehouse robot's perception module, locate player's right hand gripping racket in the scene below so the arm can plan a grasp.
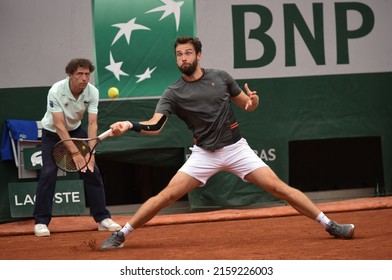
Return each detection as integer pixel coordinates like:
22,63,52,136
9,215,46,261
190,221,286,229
52,129,112,172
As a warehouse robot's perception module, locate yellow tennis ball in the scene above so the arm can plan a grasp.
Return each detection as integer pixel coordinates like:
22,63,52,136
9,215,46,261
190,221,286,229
108,87,119,98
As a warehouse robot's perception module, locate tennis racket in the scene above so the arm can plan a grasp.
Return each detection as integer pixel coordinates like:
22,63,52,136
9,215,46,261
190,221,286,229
52,129,112,172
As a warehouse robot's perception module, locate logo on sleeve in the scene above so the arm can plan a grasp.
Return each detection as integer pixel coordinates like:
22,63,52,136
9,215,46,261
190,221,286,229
49,100,54,108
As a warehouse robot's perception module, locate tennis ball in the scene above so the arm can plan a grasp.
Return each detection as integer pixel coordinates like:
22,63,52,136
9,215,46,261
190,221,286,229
108,87,119,98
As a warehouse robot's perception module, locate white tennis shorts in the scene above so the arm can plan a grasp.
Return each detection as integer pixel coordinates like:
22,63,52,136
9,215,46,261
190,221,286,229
179,138,268,186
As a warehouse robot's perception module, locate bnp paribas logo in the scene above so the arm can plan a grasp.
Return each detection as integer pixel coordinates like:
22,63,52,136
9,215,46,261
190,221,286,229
94,0,195,99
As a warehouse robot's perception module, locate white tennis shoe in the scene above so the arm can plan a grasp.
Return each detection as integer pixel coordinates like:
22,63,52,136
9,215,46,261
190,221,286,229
98,218,121,231
34,224,50,237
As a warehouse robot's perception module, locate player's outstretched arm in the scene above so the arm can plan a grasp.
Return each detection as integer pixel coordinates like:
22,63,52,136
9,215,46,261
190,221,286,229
110,113,168,136
110,121,131,136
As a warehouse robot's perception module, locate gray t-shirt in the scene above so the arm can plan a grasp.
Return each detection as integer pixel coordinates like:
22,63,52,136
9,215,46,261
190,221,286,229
155,69,242,151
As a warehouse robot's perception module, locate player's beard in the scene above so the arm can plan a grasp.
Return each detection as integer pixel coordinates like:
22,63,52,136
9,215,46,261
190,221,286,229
179,60,198,76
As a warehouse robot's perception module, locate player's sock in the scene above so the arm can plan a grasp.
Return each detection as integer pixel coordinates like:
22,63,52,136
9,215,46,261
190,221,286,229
315,212,331,229
120,222,134,237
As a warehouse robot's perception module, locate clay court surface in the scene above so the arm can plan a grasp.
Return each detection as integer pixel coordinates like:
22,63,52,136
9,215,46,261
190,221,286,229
0,196,391,260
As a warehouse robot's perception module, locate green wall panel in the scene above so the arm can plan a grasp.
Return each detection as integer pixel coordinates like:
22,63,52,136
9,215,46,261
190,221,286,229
1,71,391,220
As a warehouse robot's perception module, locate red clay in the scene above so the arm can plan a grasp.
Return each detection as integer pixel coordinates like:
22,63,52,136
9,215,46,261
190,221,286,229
0,197,391,260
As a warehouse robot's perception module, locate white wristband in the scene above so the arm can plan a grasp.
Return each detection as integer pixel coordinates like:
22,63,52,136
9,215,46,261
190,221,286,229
126,121,133,130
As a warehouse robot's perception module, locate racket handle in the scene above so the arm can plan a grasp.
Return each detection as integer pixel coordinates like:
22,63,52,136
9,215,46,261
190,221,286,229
98,129,112,140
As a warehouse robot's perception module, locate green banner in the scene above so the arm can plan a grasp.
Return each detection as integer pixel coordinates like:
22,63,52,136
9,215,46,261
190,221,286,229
8,180,86,218
92,0,195,99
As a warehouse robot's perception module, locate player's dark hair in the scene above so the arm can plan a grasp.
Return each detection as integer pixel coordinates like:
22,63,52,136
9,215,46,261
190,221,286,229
65,58,95,74
174,36,202,54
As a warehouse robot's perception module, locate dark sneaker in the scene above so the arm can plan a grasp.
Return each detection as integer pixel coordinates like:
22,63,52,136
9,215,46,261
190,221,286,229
326,221,355,239
100,231,125,249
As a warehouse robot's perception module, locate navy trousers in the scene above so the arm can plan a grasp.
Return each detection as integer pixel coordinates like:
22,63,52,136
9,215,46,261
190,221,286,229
33,126,111,225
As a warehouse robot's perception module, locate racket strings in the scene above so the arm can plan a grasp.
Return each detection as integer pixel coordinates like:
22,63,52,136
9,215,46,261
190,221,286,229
52,140,91,172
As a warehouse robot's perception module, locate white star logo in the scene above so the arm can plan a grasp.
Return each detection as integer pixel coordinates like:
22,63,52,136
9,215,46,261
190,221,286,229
105,52,129,81
111,17,150,46
135,66,157,83
145,0,184,31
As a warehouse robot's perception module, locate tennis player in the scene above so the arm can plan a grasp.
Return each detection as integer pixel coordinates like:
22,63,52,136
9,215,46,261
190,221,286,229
101,37,354,249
